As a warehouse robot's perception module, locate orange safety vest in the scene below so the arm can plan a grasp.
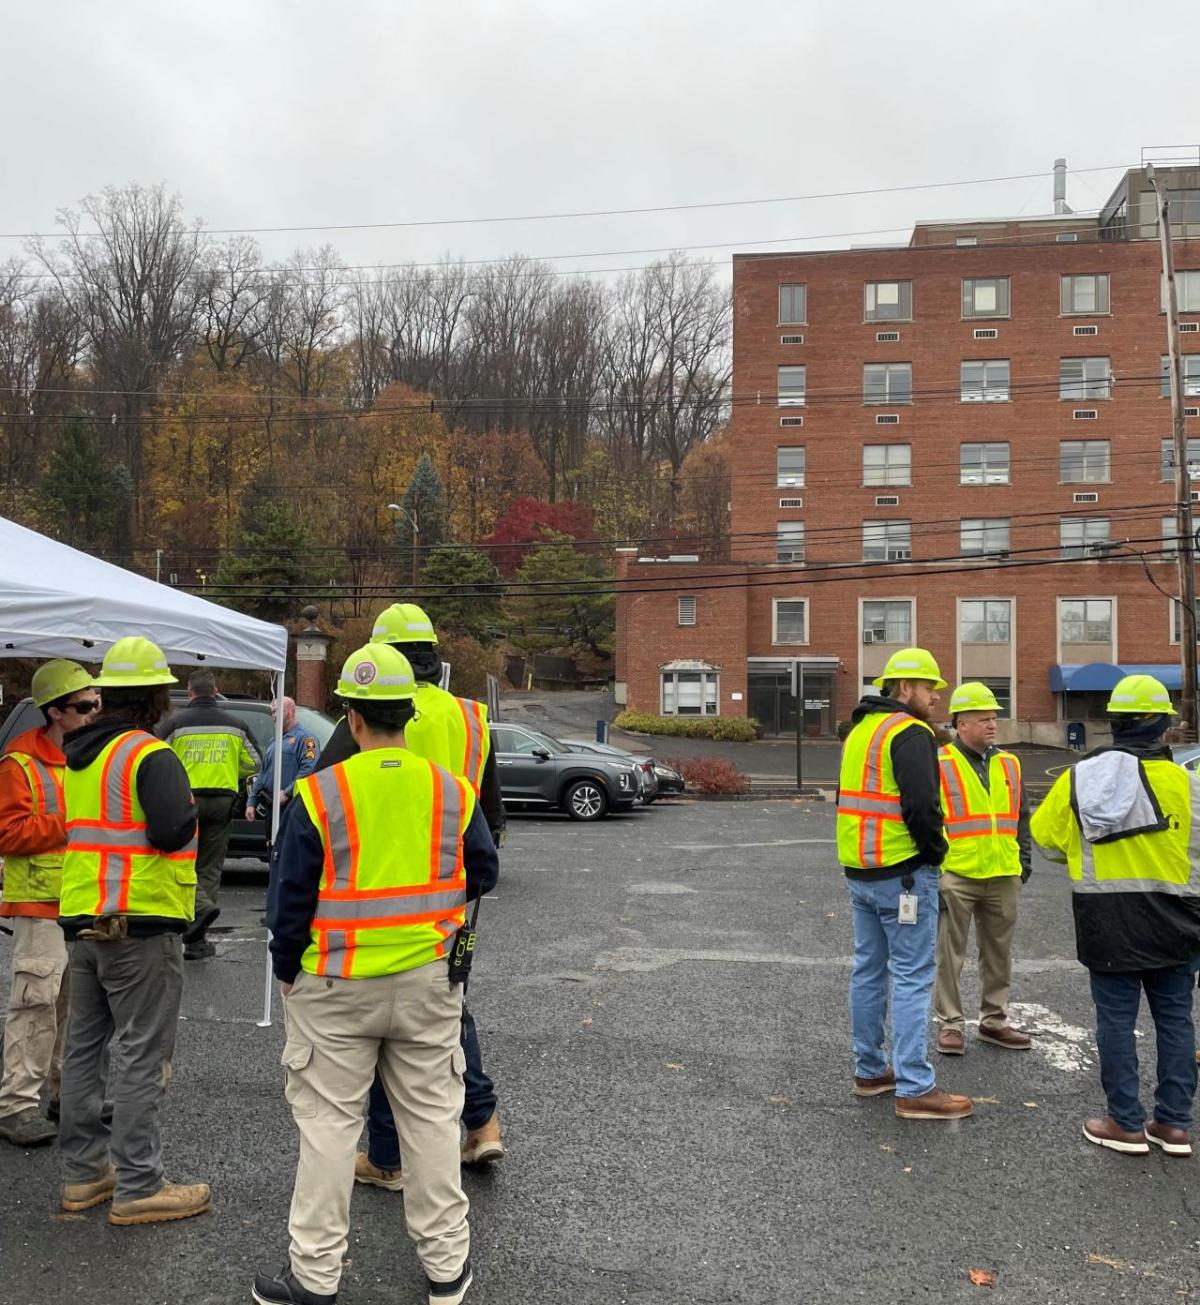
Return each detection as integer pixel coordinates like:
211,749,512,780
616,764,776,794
454,696,489,795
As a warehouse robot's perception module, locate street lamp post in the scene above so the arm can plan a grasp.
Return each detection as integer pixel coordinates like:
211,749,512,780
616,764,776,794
387,502,420,594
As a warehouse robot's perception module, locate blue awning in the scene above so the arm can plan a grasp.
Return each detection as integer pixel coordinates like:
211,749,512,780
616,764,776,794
1050,663,1182,692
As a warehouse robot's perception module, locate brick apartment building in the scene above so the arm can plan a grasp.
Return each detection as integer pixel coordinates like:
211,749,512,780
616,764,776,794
614,163,1200,745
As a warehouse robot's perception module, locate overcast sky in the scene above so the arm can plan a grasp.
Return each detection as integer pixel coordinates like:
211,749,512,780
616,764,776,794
3,0,1196,278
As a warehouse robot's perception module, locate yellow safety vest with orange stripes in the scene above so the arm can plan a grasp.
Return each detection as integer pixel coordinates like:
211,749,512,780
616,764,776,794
294,747,475,980
60,731,199,920
407,682,491,795
1,747,66,908
837,711,936,869
937,745,1022,879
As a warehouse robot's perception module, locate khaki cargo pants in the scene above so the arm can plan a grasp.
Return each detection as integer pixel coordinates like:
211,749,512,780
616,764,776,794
281,959,469,1296
0,916,69,1118
934,870,1022,1033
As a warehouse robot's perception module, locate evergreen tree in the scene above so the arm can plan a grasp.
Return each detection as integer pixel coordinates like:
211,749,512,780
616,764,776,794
419,545,504,641
213,500,320,620
400,452,447,549
39,414,132,552
506,535,614,657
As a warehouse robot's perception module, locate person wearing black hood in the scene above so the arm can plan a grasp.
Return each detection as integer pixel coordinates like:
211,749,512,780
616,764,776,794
1032,673,1200,1158
315,602,506,1189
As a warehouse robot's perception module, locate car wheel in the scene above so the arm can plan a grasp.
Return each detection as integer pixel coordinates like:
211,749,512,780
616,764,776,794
565,780,608,821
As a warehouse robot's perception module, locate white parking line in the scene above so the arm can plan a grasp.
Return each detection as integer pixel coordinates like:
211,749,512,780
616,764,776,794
669,838,838,851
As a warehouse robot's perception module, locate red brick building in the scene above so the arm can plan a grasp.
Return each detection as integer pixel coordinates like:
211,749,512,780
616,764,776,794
614,165,1200,745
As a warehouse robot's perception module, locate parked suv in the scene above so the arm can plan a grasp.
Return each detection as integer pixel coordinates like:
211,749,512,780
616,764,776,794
562,738,659,803
491,722,640,821
0,693,336,861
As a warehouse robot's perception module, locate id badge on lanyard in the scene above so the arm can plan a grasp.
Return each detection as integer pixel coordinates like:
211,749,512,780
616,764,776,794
898,874,918,925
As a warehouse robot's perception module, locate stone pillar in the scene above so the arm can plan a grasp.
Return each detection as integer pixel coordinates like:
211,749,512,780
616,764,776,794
294,605,334,710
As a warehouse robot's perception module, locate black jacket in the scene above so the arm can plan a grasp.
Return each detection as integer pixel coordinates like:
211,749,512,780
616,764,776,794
842,694,947,881
60,715,198,939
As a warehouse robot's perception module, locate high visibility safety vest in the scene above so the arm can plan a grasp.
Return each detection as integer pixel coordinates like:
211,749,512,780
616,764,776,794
1030,756,1198,897
60,731,199,920
837,711,936,869
937,745,1022,879
1,744,66,908
408,683,491,795
165,718,259,793
295,748,475,980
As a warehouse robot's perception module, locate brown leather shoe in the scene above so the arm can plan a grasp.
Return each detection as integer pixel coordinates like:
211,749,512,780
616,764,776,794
1145,1120,1193,1158
62,1166,116,1212
936,1028,965,1056
978,1025,1032,1051
852,1069,896,1097
1082,1117,1150,1155
109,1182,211,1225
461,1111,504,1166
355,1151,405,1191
895,1087,974,1120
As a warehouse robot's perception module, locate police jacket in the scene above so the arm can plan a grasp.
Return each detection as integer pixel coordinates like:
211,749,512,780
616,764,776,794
159,697,262,797
248,724,321,806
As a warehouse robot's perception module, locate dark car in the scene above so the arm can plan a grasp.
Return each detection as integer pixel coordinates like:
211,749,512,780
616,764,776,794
491,722,640,821
0,694,336,861
561,738,660,803
652,761,687,797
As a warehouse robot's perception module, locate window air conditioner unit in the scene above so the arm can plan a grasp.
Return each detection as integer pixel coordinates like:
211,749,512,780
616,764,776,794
1186,408,1200,418
1073,492,1100,503
780,334,805,344
891,549,912,560
973,328,999,340
875,413,900,425
1073,325,1099,336
1056,232,1079,242
1192,491,1200,504
862,630,877,644
874,495,900,506
876,331,900,343
1073,409,1098,420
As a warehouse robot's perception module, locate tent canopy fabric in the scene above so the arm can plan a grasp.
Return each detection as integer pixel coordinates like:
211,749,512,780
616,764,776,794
0,516,287,671
1049,662,1183,693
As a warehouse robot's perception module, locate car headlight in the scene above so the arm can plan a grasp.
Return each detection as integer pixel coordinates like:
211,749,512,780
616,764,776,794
617,769,634,790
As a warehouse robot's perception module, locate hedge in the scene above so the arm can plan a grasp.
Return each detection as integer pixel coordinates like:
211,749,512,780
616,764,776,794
661,755,750,795
613,711,759,742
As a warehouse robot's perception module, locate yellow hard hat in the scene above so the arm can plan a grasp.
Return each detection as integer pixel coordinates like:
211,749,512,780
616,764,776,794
1106,674,1178,716
872,647,948,691
336,643,417,702
948,682,1001,715
93,637,177,688
31,659,94,708
370,602,438,647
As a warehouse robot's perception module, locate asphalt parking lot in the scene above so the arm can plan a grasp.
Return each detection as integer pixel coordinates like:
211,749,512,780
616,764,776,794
2,797,1198,1304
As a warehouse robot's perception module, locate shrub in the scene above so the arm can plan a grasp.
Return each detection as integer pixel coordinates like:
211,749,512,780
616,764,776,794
613,711,758,743
662,755,750,796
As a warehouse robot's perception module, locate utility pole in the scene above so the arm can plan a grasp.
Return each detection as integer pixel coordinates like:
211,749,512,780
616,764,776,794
1149,165,1198,738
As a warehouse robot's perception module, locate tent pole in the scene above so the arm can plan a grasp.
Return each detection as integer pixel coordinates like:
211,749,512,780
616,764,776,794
258,663,288,1029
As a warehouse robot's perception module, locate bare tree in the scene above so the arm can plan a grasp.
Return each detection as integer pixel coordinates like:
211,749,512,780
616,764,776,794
201,236,269,373
277,246,346,399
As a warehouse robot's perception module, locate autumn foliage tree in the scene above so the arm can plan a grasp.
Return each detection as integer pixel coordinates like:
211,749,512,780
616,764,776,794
483,497,597,577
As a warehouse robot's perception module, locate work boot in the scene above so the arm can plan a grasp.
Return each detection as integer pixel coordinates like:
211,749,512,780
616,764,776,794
427,1260,473,1305
252,1264,337,1305
182,906,220,945
61,1167,117,1212
936,1028,965,1056
461,1112,504,1166
852,1069,896,1097
895,1087,974,1121
0,1107,58,1147
109,1181,211,1225
1145,1120,1192,1158
354,1152,404,1191
978,1024,1032,1051
184,939,217,961
1082,1116,1150,1155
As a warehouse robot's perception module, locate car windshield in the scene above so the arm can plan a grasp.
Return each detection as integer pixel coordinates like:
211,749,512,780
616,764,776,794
522,728,566,752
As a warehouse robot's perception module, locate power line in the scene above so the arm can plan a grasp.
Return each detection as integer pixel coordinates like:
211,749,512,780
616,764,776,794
0,164,1132,241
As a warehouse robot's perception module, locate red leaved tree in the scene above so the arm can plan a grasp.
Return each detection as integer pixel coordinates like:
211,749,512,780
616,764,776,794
483,496,596,576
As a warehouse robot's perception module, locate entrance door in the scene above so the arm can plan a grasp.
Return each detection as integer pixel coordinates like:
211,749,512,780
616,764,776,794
748,667,834,737
798,668,836,737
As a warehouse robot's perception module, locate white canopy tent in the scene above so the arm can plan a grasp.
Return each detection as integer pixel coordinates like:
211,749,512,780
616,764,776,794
0,514,290,1025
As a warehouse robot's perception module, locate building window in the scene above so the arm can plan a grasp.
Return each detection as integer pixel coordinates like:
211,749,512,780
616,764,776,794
863,443,912,487
1160,437,1200,481
863,599,912,644
776,445,806,487
961,278,1010,319
1169,191,1200,239
863,520,912,562
773,599,808,644
960,599,1011,644
778,284,807,325
776,521,805,563
662,670,718,717
960,518,1010,556
863,362,912,405
1178,271,1200,313
977,677,1012,717
777,365,806,406
1160,355,1200,398
1059,356,1111,401
1060,598,1113,644
1170,598,1200,642
1060,440,1111,483
864,281,912,322
677,596,696,627
960,359,1011,402
1060,517,1111,559
960,442,1010,485
1061,274,1110,316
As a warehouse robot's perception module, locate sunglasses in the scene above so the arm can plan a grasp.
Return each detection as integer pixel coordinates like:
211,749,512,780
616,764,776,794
64,699,101,715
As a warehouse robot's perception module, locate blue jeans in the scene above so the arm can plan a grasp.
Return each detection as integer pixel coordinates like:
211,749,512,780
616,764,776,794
847,867,940,1098
367,1005,497,1169
1088,965,1197,1132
